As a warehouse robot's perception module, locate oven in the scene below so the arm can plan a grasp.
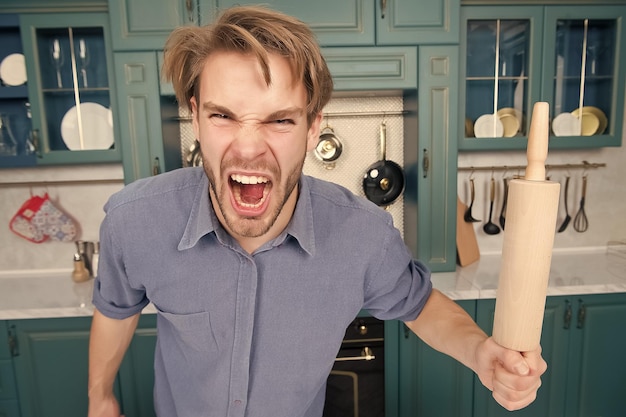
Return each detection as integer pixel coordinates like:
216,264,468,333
323,316,385,417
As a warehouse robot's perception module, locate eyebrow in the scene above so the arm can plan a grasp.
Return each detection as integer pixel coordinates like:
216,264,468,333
201,101,304,121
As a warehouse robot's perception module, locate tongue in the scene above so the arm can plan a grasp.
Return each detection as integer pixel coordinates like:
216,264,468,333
240,183,265,204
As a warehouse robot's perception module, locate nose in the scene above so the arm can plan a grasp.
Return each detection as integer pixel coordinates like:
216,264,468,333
230,123,268,160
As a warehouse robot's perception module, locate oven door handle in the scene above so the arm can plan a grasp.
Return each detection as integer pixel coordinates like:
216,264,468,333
334,347,375,362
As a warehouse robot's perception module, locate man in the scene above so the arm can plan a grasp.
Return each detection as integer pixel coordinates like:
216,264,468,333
88,5,546,417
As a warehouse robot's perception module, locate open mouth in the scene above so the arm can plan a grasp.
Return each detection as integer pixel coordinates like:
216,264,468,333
229,174,271,210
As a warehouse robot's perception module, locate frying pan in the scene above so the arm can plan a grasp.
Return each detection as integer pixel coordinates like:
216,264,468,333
363,122,405,206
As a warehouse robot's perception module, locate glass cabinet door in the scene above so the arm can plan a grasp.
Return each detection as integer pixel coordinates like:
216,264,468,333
460,7,543,150
460,5,625,150
20,13,120,164
465,19,531,138
0,14,35,168
548,15,618,142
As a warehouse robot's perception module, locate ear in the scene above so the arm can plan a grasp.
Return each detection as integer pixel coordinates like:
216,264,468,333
190,97,199,139
306,112,323,152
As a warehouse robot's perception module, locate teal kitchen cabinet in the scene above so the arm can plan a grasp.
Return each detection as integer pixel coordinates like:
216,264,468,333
394,300,475,417
108,0,203,51
110,0,459,50
5,314,157,417
404,45,459,272
15,12,121,165
208,0,459,46
9,317,94,417
0,322,19,417
114,51,166,182
0,14,35,169
459,3,626,151
474,293,626,417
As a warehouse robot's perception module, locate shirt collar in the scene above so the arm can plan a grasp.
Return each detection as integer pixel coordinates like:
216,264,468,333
177,173,316,256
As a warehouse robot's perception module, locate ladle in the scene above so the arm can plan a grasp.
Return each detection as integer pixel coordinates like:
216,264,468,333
463,178,481,222
483,177,501,235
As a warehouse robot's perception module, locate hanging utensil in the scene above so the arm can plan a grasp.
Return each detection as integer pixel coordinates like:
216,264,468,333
463,178,481,222
483,177,501,235
363,121,405,206
314,126,343,169
498,176,509,230
573,175,589,232
557,176,571,232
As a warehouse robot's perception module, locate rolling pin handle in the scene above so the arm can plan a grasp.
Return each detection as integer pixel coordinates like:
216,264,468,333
525,102,550,182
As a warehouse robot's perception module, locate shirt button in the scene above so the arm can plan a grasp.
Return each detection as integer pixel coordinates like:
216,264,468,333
233,400,242,406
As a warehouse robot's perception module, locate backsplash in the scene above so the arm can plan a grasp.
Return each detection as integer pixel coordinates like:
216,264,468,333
458,143,626,254
1,103,625,272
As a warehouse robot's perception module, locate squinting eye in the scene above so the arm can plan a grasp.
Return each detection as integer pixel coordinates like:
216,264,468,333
210,114,230,119
274,119,294,125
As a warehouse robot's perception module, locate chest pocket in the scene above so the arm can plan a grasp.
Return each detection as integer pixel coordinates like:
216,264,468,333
157,310,219,352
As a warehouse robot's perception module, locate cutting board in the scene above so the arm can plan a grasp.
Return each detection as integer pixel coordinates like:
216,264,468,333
456,196,480,266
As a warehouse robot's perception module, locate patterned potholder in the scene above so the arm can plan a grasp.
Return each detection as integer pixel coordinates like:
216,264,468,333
9,194,49,243
9,193,78,243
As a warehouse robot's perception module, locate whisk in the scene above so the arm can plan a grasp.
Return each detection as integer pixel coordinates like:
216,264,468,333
573,175,589,232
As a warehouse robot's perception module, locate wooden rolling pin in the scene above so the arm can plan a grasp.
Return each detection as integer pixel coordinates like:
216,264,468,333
492,102,561,352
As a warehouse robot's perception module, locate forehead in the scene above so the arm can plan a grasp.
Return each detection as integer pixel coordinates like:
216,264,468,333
197,51,307,114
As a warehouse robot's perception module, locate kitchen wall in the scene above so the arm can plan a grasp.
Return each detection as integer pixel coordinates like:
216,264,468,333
1,105,625,273
458,116,626,255
0,164,124,271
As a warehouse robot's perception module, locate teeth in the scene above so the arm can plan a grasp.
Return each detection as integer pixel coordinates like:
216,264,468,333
230,174,269,184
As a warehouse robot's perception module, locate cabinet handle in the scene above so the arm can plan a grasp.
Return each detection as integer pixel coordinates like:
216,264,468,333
186,0,195,23
577,299,586,329
8,325,18,357
422,148,429,178
563,300,572,329
380,0,387,19
152,157,161,176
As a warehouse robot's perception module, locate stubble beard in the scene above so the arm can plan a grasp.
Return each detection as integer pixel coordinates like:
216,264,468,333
203,156,305,239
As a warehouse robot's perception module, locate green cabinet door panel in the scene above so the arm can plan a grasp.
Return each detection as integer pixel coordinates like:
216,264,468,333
114,51,165,183
376,0,460,45
397,300,475,417
204,0,376,46
108,0,200,50
323,46,417,91
414,45,459,272
474,297,568,417
10,317,93,417
564,293,626,417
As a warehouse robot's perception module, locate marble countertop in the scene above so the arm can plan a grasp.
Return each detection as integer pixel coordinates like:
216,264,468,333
1,246,624,320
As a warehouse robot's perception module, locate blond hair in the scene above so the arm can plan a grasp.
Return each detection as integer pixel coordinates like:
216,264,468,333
162,5,333,124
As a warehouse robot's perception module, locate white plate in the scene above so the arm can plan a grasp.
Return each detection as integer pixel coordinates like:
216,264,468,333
552,112,580,136
0,53,27,86
61,102,114,150
474,114,504,138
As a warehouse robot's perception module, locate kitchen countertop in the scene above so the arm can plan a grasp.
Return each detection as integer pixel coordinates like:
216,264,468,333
1,246,624,320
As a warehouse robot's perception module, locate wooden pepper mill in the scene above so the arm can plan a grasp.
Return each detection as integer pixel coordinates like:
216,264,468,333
492,102,561,352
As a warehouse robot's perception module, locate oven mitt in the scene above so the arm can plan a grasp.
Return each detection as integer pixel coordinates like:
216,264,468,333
9,193,78,243
9,194,49,243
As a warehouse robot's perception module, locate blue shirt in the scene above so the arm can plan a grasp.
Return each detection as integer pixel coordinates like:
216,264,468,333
93,167,432,417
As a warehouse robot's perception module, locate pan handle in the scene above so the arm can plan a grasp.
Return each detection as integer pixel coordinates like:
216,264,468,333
379,122,387,160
